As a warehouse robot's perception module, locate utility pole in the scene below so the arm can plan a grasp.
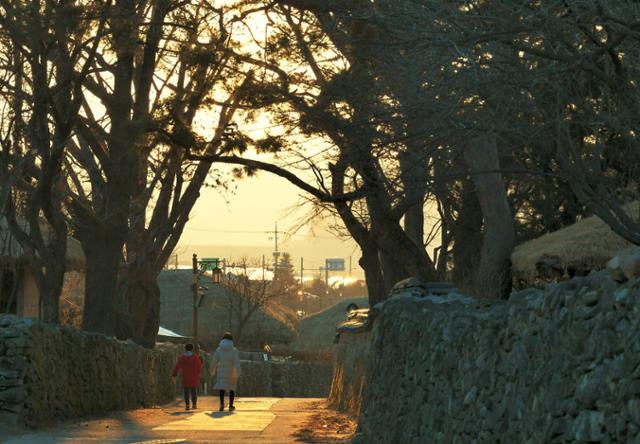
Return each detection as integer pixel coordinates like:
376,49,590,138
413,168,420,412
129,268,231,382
349,256,352,277
300,257,304,288
325,258,329,288
262,254,266,281
266,222,281,276
191,253,200,353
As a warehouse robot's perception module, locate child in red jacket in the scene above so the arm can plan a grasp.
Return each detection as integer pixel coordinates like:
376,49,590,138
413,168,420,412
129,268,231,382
173,343,203,410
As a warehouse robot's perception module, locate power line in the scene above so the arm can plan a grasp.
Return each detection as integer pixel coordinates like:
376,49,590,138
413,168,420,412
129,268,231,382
183,226,341,241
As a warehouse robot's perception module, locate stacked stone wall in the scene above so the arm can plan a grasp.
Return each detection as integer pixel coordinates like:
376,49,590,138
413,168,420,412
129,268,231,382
328,330,371,416
238,361,333,397
0,316,175,426
344,271,640,443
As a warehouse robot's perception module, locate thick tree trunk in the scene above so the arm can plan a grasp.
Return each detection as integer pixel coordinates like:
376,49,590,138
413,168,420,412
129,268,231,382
452,178,483,287
464,135,515,299
115,264,160,348
379,250,409,295
39,264,66,323
403,203,424,249
359,242,386,306
81,234,123,336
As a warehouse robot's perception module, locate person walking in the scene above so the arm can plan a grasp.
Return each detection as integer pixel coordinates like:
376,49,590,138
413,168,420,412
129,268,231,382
172,343,203,411
211,332,241,411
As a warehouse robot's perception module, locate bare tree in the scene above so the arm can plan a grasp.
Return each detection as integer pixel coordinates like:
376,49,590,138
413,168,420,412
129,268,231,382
0,0,108,322
218,259,280,344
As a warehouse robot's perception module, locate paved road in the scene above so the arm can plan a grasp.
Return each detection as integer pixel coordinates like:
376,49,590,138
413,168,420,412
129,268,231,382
4,397,327,444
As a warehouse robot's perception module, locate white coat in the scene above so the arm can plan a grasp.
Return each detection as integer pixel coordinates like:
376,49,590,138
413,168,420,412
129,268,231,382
211,338,241,391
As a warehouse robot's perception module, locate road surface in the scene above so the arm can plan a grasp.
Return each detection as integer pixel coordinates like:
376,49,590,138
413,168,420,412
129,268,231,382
4,397,351,444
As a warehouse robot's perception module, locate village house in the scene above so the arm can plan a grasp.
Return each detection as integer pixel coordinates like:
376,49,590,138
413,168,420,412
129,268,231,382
0,219,85,319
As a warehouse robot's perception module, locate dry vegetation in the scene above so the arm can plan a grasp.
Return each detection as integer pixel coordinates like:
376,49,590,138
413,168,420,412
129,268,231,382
293,401,357,443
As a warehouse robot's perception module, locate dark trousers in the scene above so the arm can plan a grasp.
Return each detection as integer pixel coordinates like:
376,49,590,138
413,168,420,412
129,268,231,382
184,387,198,406
219,389,235,406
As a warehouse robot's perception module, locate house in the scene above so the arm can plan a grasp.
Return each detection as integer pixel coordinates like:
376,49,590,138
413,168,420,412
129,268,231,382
0,219,85,318
158,269,296,350
511,203,638,288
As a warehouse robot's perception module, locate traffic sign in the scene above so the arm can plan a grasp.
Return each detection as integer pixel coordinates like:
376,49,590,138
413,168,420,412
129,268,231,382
200,258,220,270
325,258,345,271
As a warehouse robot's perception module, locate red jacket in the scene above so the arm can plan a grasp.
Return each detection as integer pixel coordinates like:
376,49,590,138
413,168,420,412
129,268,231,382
173,353,202,388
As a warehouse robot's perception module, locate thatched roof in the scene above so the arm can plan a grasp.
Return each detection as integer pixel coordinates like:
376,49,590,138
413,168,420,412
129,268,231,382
289,298,368,357
158,269,296,350
511,203,638,282
0,218,85,271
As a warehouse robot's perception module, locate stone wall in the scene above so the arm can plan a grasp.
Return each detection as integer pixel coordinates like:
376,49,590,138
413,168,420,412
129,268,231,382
328,330,371,416
237,361,333,397
351,270,640,443
0,316,175,426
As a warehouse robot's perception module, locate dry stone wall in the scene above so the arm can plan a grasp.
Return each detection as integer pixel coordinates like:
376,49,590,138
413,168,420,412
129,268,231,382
352,270,640,443
329,329,371,416
238,361,333,397
0,316,175,426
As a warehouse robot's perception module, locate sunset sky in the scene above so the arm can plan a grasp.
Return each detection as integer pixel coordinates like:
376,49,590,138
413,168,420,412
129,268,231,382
175,165,364,279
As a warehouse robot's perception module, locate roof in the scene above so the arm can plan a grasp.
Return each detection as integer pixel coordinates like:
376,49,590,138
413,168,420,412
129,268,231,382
158,326,188,338
158,269,296,347
289,297,368,356
0,218,85,270
511,202,638,281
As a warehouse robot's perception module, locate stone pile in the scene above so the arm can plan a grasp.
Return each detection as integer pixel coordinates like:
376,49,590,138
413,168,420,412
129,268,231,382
352,261,640,443
0,316,175,426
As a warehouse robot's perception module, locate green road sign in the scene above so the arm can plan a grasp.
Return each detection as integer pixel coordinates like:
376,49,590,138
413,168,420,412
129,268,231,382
200,257,220,270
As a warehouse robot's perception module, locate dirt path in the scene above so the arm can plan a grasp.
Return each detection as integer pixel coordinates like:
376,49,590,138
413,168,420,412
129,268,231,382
3,397,354,444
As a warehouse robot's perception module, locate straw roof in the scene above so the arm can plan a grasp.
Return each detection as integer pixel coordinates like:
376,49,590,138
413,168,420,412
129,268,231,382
158,270,296,349
289,298,368,357
511,203,638,282
0,218,85,271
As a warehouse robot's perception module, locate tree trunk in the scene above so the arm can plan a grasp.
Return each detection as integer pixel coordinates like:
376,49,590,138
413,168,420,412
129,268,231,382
379,250,409,295
39,263,66,323
451,178,483,287
403,203,424,249
115,264,160,348
359,242,386,306
81,234,123,336
464,135,515,299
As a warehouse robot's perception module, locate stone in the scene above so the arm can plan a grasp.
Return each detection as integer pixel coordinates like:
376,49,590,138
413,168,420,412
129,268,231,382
608,247,640,282
580,290,599,306
463,386,477,406
629,399,640,427
0,387,25,403
573,411,605,442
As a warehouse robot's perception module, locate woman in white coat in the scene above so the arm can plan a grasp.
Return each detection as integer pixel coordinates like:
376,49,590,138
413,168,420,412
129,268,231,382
211,332,241,411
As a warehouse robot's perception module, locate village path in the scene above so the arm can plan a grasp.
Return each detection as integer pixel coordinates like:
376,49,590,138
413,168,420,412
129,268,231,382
4,397,354,444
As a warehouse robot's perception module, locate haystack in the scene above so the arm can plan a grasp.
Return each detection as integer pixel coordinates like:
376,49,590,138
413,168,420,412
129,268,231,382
158,270,296,350
289,298,368,358
511,203,638,286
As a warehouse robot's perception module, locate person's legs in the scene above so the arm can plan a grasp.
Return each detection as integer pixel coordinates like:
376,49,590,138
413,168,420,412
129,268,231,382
219,390,225,411
229,390,235,411
191,387,198,408
183,388,191,410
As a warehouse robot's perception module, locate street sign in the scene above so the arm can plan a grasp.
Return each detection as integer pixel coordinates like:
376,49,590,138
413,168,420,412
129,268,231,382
325,258,345,271
200,257,220,270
